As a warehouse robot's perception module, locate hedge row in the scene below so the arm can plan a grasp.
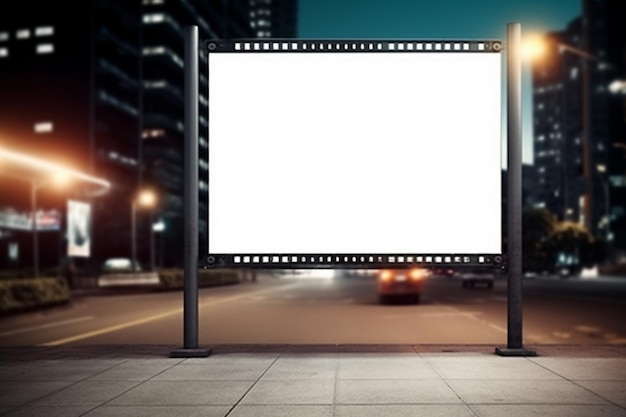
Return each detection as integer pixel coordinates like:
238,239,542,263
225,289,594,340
158,268,241,289
0,269,240,313
0,277,71,314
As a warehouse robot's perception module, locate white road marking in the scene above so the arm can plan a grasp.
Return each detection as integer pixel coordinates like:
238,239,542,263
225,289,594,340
434,303,511,335
0,316,95,338
39,282,303,346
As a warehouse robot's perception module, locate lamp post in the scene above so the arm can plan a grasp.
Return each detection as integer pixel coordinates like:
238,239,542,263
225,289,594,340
153,219,165,268
31,180,42,278
525,34,618,234
30,173,69,277
131,189,156,271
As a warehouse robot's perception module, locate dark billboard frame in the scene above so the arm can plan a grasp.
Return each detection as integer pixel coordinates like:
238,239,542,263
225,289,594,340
204,39,504,271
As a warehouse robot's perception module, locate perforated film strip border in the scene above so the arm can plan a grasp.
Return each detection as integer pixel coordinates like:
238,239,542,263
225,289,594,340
206,39,503,53
205,254,504,269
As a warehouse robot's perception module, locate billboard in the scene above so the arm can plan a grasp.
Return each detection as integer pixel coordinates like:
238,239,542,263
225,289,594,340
0,207,61,231
67,200,91,257
206,40,503,269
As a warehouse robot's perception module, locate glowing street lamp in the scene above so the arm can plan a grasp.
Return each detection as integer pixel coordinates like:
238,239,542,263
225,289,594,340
523,34,615,233
131,189,157,271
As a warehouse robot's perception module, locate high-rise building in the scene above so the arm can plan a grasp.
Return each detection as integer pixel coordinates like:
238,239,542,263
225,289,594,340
0,1,143,270
0,0,298,271
532,0,626,255
140,0,254,266
248,0,298,38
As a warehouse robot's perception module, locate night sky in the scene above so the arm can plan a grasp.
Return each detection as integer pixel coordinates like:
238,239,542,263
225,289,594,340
297,0,582,165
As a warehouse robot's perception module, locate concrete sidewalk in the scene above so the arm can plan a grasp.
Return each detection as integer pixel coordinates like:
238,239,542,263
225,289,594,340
0,344,625,417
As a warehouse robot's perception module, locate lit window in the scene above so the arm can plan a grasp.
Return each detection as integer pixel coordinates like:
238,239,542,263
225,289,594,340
143,13,165,23
34,122,53,133
36,43,54,54
35,26,54,37
0,47,7,58
142,129,165,138
0,32,8,42
538,135,545,142
16,29,30,39
143,46,165,55
570,67,578,79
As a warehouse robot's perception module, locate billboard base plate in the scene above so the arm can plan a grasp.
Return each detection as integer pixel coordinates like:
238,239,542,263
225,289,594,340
170,347,212,358
494,346,537,357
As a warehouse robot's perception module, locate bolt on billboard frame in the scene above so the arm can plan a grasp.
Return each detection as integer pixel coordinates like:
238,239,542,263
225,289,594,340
205,39,504,270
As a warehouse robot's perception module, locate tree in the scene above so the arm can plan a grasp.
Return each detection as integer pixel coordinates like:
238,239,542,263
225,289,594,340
522,207,556,272
544,221,605,270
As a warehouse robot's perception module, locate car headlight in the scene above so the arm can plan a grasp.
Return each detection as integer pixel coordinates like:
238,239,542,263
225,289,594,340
379,270,392,282
409,268,426,280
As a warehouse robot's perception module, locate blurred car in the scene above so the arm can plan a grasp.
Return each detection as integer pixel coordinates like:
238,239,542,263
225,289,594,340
377,267,429,304
460,273,494,289
430,267,455,277
101,258,142,273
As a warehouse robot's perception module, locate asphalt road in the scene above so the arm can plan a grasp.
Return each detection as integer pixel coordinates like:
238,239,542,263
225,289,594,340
0,271,624,346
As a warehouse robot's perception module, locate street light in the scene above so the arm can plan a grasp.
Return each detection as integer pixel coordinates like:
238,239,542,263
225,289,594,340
153,219,165,268
524,34,615,233
31,172,69,278
131,189,157,271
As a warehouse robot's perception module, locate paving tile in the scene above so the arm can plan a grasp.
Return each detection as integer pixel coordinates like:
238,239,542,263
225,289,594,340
573,380,626,408
531,358,626,380
183,353,278,366
424,356,558,380
262,357,336,380
447,379,609,404
334,404,476,417
470,404,626,417
228,405,332,417
31,380,141,406
83,405,231,417
109,380,254,406
335,379,461,404
0,360,124,381
154,361,270,381
1,405,94,417
0,381,74,406
337,356,439,379
89,360,178,381
240,379,335,405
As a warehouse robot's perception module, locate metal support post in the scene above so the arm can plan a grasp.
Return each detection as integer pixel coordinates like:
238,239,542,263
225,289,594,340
171,25,210,358
496,22,537,357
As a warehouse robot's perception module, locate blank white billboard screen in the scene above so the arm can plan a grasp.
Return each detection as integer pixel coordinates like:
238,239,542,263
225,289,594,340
208,44,501,256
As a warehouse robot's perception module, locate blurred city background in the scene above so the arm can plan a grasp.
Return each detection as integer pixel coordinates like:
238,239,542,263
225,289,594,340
0,0,624,346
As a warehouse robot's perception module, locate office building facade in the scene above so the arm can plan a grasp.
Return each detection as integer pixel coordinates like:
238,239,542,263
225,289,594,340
0,0,298,271
532,0,626,255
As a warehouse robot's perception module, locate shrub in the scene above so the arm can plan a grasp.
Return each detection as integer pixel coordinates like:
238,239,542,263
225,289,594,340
0,277,70,314
157,268,240,289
